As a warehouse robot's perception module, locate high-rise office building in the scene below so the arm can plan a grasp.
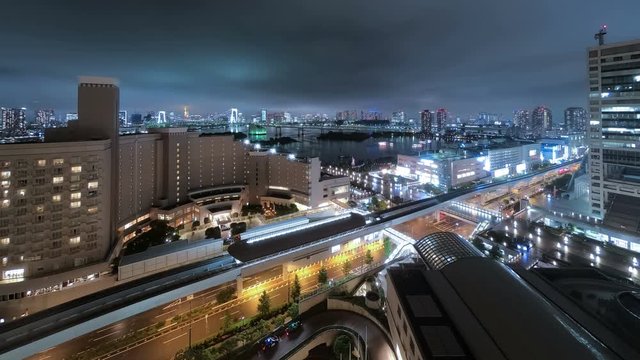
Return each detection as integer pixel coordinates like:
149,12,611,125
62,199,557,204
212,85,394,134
35,109,55,128
532,106,552,135
183,106,189,120
118,110,128,126
391,111,405,124
261,108,267,123
1,108,26,132
587,39,640,220
514,109,530,128
564,107,588,132
435,108,447,133
420,110,432,133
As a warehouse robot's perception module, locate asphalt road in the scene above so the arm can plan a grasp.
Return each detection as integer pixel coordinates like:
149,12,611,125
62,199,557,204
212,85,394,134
250,310,395,360
29,242,384,360
496,214,639,282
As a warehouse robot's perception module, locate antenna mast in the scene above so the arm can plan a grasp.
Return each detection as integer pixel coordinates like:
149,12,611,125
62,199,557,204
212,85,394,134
594,25,607,46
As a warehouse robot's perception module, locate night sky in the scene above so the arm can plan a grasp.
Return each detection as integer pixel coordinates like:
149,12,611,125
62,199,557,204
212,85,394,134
1,0,639,118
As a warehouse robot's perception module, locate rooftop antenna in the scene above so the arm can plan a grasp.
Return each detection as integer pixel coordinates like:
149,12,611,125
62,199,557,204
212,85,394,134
595,25,607,46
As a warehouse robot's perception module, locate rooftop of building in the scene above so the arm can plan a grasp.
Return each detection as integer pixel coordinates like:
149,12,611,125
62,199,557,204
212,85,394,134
387,264,473,359
392,231,629,360
227,213,366,262
530,267,640,357
604,194,640,233
119,238,218,267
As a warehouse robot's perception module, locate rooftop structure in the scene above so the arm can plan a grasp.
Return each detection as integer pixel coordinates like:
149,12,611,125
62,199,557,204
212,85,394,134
227,213,365,262
386,231,639,360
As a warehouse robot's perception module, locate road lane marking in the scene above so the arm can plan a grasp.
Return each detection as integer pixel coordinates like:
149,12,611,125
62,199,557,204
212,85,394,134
163,332,187,344
91,330,120,342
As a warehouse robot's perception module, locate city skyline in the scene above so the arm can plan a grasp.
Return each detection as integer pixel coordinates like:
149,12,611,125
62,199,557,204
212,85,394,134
0,0,638,117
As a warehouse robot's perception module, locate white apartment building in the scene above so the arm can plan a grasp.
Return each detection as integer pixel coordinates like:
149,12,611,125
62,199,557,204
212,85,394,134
587,39,640,219
0,140,112,283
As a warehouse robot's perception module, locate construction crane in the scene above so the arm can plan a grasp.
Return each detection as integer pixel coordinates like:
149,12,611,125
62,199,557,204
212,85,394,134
595,25,607,46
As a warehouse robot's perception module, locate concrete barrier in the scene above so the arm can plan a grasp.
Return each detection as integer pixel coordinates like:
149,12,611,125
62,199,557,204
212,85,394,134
327,298,392,342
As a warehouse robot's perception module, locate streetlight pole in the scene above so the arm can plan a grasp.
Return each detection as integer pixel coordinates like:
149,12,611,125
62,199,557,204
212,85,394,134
187,294,194,349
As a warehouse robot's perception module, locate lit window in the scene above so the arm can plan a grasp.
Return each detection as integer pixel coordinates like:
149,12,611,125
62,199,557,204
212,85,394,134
70,201,81,208
71,192,81,200
53,176,64,184
18,189,25,196
37,159,46,167
2,190,7,198
87,207,98,214
1,171,10,179
0,238,9,245
52,195,61,202
0,181,8,188
53,159,64,165
36,205,44,213
1,200,9,208
71,166,82,173
88,181,98,190
69,236,80,245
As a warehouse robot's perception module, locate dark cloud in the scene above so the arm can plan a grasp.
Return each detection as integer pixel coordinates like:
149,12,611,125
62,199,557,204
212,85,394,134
0,0,638,118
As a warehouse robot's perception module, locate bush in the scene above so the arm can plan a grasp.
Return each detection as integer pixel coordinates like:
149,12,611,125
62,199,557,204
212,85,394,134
205,226,221,239
333,335,352,359
216,286,236,304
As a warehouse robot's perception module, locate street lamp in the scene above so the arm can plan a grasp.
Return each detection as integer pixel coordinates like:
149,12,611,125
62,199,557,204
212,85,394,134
187,294,194,348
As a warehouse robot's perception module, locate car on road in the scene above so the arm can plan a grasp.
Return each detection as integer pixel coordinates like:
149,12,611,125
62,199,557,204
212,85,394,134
285,320,302,335
261,335,279,351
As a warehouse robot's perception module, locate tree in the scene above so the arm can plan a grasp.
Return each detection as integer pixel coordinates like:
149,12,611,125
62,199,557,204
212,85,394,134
472,238,486,252
191,220,200,231
216,286,235,304
221,311,233,332
290,274,301,302
383,236,393,258
364,249,374,266
205,226,221,239
257,291,271,318
342,259,352,275
318,267,328,285
333,334,352,359
218,339,236,358
489,245,503,260
287,303,299,319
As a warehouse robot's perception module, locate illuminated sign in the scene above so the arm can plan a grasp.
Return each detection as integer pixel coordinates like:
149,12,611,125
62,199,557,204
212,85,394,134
331,245,341,253
529,149,537,157
516,163,526,174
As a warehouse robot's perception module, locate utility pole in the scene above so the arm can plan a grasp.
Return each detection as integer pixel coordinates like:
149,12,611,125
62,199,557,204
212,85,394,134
187,294,194,348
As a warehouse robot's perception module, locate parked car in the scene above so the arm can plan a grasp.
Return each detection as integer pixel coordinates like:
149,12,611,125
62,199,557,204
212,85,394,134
285,320,302,335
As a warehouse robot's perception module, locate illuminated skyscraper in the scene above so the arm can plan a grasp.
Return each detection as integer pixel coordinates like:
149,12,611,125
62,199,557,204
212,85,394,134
183,106,189,120
532,106,552,135
587,39,640,221
420,110,432,133
35,109,55,128
261,108,267,123
1,107,26,132
435,108,447,133
564,107,587,132
118,110,128,126
514,109,530,127
391,111,405,124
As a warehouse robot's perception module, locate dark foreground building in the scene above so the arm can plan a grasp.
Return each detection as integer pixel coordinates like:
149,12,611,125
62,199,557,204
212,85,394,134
386,232,640,360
